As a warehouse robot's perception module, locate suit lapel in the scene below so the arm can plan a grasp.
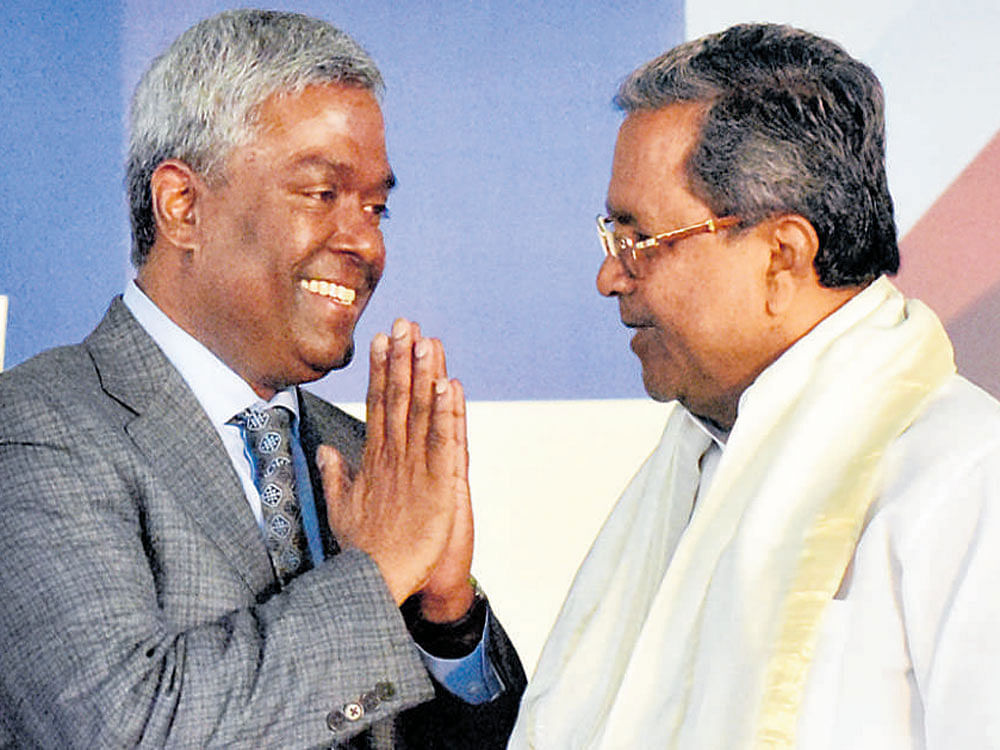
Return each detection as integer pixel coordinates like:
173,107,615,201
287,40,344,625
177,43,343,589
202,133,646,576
86,298,276,595
298,390,366,559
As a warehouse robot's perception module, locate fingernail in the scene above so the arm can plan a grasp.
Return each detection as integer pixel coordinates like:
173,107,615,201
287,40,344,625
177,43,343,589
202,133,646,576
392,318,408,340
316,446,329,470
372,333,389,359
434,378,449,395
415,338,430,359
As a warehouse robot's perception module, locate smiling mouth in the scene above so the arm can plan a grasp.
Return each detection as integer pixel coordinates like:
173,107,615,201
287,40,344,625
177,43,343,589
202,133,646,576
300,278,356,305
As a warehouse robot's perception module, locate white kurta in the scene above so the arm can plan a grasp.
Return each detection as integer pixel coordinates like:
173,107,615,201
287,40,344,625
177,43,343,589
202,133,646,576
512,279,1000,748
795,374,1000,748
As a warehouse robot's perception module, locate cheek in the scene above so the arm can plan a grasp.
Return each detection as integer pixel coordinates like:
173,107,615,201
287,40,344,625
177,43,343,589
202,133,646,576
643,290,738,372
644,281,704,338
238,214,259,245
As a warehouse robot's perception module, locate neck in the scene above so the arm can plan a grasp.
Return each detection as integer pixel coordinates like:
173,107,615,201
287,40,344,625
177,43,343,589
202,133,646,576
135,258,279,401
691,283,867,431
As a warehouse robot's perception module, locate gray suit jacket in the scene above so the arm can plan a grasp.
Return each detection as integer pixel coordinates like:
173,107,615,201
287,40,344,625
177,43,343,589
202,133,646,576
0,299,525,748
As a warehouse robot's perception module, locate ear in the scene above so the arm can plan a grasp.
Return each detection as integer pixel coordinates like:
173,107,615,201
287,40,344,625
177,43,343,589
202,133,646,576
764,214,820,316
150,159,202,252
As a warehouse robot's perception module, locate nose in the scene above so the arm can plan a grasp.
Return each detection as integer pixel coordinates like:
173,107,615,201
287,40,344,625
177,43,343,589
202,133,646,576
596,254,635,297
327,195,386,272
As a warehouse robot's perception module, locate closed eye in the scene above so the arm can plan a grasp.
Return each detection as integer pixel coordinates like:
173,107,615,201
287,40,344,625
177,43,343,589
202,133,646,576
363,203,390,223
302,188,337,202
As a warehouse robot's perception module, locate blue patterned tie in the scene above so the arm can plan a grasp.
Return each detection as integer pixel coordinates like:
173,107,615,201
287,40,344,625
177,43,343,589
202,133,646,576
233,405,310,583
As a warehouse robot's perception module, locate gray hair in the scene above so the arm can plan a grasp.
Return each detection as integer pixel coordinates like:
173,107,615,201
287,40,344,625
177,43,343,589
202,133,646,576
127,9,383,267
616,23,898,287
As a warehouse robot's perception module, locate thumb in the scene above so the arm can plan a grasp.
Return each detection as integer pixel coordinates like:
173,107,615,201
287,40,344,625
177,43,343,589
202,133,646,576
316,444,351,502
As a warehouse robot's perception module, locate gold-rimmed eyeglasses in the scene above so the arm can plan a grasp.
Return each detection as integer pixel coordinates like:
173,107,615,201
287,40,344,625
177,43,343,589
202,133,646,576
596,214,740,278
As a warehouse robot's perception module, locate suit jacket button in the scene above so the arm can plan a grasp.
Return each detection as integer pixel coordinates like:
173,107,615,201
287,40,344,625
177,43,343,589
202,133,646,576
326,710,346,731
343,701,365,722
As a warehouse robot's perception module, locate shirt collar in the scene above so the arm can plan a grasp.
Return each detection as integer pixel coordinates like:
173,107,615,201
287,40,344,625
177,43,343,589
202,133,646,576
691,414,729,448
122,281,300,426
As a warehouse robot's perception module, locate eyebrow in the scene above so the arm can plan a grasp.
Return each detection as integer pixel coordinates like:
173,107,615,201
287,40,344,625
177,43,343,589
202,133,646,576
604,204,637,226
289,155,396,192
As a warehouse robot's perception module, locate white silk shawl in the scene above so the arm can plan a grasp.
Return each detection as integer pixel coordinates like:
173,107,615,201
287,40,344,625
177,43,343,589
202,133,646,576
510,278,955,749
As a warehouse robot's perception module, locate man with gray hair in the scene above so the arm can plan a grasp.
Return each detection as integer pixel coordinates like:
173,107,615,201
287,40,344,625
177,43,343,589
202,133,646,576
511,23,1000,749
0,10,524,748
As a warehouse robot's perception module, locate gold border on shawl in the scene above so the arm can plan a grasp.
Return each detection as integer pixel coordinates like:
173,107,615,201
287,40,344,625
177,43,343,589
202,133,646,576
751,329,955,749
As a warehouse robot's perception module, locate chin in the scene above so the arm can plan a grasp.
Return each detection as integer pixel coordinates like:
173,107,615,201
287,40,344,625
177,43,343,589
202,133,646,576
641,369,674,403
313,339,356,375
287,340,355,386
328,340,355,371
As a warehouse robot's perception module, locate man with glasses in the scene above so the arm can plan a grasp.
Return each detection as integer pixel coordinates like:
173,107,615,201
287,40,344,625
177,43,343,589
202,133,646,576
0,10,524,748
511,23,1000,749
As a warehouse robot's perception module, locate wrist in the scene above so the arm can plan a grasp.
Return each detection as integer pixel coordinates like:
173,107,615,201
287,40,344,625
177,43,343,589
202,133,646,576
419,581,476,623
401,580,487,659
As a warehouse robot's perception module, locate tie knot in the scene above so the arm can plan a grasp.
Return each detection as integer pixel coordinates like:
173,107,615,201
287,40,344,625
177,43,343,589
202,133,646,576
234,405,293,434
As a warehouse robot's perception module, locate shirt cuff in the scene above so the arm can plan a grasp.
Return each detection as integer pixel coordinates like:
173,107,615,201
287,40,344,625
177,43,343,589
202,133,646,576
416,610,505,704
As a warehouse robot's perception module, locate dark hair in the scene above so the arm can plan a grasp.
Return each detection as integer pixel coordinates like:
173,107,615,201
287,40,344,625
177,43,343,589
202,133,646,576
616,23,898,287
127,9,383,267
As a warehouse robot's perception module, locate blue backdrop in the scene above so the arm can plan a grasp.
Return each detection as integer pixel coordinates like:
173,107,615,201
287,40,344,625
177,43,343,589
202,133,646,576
1,0,685,402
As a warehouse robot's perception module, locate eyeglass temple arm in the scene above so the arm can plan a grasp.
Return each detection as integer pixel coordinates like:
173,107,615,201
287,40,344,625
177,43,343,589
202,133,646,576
633,215,741,251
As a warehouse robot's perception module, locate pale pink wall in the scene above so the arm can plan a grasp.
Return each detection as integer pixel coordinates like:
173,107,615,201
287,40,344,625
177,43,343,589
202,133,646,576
895,131,1000,397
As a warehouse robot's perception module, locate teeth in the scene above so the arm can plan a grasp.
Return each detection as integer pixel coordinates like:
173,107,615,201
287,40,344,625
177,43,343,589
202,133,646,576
300,279,356,305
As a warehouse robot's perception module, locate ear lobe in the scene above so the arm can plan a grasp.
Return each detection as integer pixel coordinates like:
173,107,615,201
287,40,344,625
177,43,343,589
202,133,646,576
765,214,819,315
150,159,201,251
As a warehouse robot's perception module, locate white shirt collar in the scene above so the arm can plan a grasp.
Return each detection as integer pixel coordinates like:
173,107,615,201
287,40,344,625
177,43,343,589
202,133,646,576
691,414,729,448
122,281,299,425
